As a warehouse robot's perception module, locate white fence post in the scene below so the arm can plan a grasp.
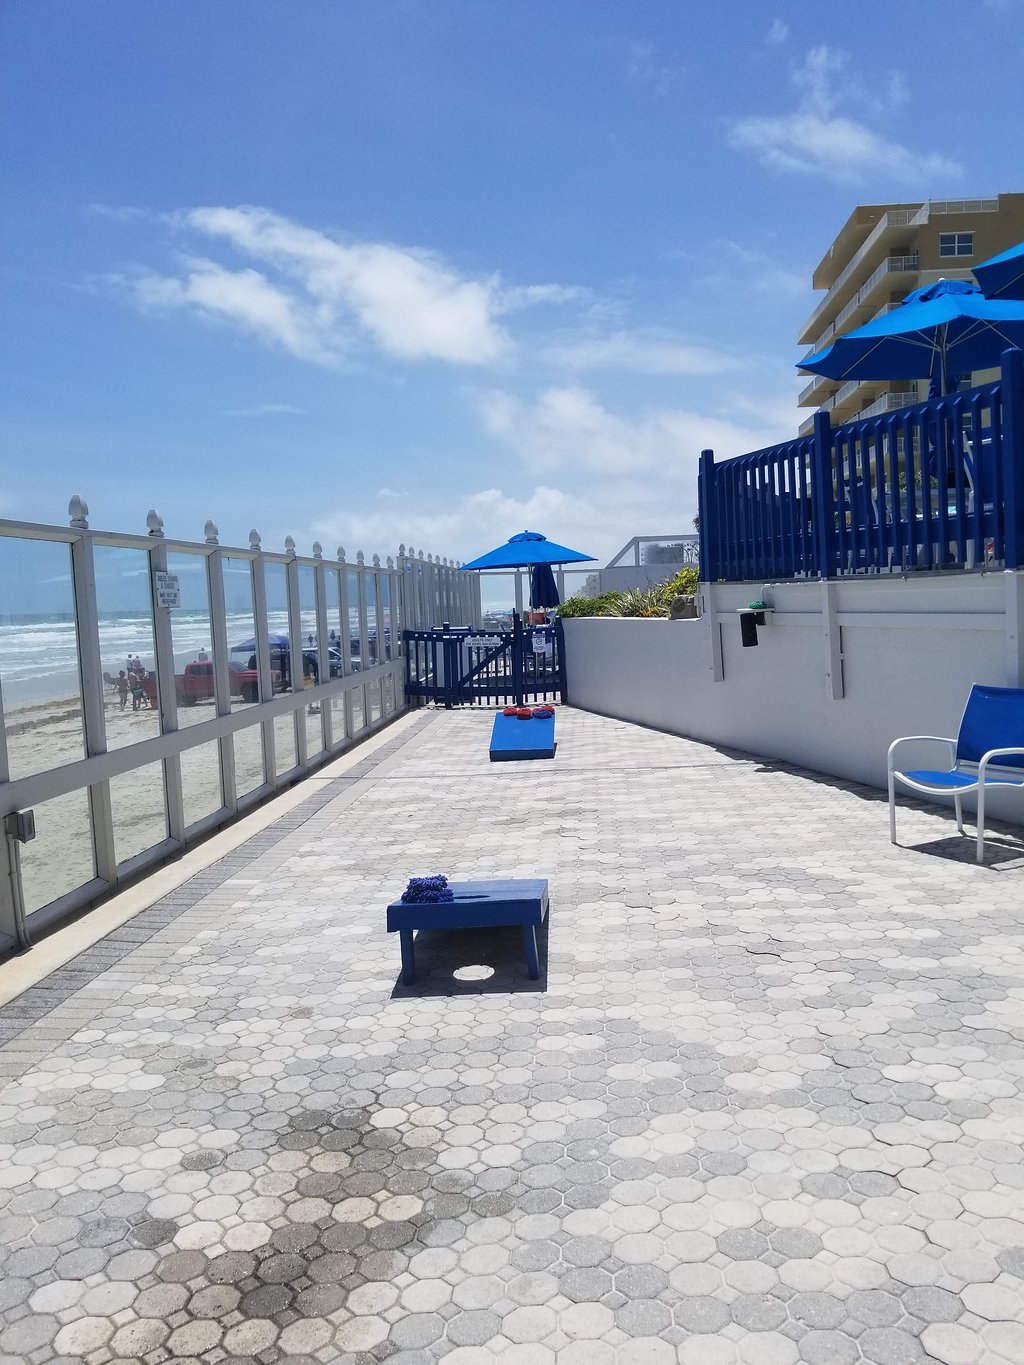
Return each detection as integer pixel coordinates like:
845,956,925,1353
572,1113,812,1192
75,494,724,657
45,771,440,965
0,666,21,947
250,531,276,781
338,549,356,736
314,543,332,751
356,552,370,723
147,511,185,845
205,522,237,813
285,537,307,768
68,497,118,888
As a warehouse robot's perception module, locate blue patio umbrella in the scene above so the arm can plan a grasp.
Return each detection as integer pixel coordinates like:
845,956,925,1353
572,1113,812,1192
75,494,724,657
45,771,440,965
460,531,596,572
798,278,1024,397
530,563,561,609
974,240,1024,301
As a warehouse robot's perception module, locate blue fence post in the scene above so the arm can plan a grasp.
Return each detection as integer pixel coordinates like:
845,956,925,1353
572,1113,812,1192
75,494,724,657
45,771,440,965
698,448,715,580
1002,349,1024,569
811,411,837,578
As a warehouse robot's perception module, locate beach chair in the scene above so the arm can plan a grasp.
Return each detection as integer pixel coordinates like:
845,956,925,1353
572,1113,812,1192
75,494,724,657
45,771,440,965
887,684,1024,862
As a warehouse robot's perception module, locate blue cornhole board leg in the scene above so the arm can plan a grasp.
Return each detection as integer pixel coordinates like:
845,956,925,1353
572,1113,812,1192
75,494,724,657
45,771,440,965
489,713,555,761
399,929,416,985
523,925,540,979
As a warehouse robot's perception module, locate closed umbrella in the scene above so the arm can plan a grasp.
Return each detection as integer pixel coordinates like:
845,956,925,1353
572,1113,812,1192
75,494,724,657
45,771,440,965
973,240,1024,301
798,278,1024,397
530,563,560,609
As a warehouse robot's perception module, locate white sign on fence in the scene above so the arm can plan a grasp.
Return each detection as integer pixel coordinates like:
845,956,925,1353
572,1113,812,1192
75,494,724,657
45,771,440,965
153,572,181,608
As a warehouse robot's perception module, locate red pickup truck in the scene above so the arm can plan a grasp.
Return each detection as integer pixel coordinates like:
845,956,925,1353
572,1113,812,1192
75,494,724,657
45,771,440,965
175,660,281,706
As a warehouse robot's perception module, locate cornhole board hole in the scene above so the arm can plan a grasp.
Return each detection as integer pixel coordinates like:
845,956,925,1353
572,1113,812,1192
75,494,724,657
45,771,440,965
489,712,555,761
387,878,549,985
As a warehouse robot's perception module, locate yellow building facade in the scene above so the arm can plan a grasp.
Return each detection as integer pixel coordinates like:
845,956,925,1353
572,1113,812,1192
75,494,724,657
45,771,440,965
798,194,1024,435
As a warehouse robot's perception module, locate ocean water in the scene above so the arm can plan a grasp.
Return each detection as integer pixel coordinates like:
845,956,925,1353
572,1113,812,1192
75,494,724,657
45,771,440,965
0,609,367,709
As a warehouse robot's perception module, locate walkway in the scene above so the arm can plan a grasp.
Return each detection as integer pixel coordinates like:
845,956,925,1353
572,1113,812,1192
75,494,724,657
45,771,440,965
0,707,1022,1365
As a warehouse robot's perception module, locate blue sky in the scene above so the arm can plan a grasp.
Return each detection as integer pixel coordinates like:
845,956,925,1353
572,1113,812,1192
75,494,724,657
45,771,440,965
2,0,1023,580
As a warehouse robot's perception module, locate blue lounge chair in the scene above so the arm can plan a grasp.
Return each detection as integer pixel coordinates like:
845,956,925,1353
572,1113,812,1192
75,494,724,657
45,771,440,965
888,684,1024,862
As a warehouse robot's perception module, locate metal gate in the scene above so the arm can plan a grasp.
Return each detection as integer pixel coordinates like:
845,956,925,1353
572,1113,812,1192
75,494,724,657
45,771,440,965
404,617,565,707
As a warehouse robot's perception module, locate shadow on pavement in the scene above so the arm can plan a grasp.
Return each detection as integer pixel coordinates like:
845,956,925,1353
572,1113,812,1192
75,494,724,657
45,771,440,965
389,917,550,998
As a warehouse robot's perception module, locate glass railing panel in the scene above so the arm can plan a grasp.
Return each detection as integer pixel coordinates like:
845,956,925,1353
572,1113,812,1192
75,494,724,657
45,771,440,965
20,789,94,915
94,545,159,751
223,557,261,709
274,712,296,775
166,550,214,730
0,535,84,779
350,684,365,733
233,723,265,797
181,738,224,828
304,699,323,759
379,575,392,661
324,567,342,680
110,759,167,865
346,570,362,673
330,693,347,745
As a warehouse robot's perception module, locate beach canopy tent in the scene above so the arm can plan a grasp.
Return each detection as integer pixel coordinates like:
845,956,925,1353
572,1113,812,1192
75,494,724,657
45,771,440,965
460,531,596,572
798,279,1024,397
232,634,291,651
974,240,1024,301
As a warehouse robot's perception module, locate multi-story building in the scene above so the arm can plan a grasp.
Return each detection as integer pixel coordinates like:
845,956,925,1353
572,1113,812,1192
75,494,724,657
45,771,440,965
798,194,1024,435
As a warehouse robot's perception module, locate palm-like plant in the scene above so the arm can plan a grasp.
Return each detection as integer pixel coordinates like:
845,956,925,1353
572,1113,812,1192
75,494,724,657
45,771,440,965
608,586,671,618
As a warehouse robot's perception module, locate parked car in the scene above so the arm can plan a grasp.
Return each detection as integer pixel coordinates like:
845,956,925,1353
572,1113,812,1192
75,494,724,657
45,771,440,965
175,659,282,706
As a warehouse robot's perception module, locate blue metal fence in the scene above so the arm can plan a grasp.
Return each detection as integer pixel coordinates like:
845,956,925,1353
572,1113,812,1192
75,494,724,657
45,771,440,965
404,619,565,707
699,349,1024,582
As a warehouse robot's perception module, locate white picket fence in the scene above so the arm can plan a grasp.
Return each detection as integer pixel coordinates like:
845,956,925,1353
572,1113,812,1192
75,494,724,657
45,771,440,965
0,497,479,953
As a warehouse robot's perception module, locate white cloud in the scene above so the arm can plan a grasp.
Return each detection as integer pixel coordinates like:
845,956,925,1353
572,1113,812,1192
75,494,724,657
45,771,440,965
766,18,789,46
222,402,305,418
475,384,783,477
311,480,697,577
132,256,340,364
120,206,593,369
183,206,508,365
546,329,738,377
729,45,962,185
626,40,680,96
497,282,591,312
308,385,788,567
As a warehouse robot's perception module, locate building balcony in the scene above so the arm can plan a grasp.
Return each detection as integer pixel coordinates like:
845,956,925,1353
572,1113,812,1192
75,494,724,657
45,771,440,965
802,208,927,340
855,388,920,420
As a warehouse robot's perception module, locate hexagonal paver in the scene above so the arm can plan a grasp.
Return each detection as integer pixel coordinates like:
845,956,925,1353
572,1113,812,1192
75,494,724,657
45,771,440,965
3,707,1024,1365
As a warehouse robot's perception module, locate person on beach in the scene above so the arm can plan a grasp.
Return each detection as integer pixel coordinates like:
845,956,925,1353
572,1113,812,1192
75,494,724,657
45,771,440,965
131,674,144,710
117,670,128,710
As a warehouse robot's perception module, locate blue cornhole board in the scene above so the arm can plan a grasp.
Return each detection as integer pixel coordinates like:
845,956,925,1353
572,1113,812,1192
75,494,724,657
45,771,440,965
386,878,549,985
489,712,555,761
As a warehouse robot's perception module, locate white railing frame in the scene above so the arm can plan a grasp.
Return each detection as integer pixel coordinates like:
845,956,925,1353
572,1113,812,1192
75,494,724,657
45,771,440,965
0,502,469,952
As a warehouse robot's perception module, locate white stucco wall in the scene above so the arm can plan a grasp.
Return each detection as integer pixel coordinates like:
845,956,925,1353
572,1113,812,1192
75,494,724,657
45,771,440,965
563,572,1024,819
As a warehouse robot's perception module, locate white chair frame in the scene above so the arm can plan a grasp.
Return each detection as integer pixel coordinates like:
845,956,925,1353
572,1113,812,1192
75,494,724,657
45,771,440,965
888,734,1024,863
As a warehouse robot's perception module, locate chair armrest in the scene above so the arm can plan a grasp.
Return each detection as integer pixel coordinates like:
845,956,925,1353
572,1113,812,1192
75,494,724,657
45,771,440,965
978,747,1024,778
887,735,956,767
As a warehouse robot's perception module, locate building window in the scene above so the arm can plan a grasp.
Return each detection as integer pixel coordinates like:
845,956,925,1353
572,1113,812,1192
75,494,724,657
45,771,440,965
939,232,974,258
